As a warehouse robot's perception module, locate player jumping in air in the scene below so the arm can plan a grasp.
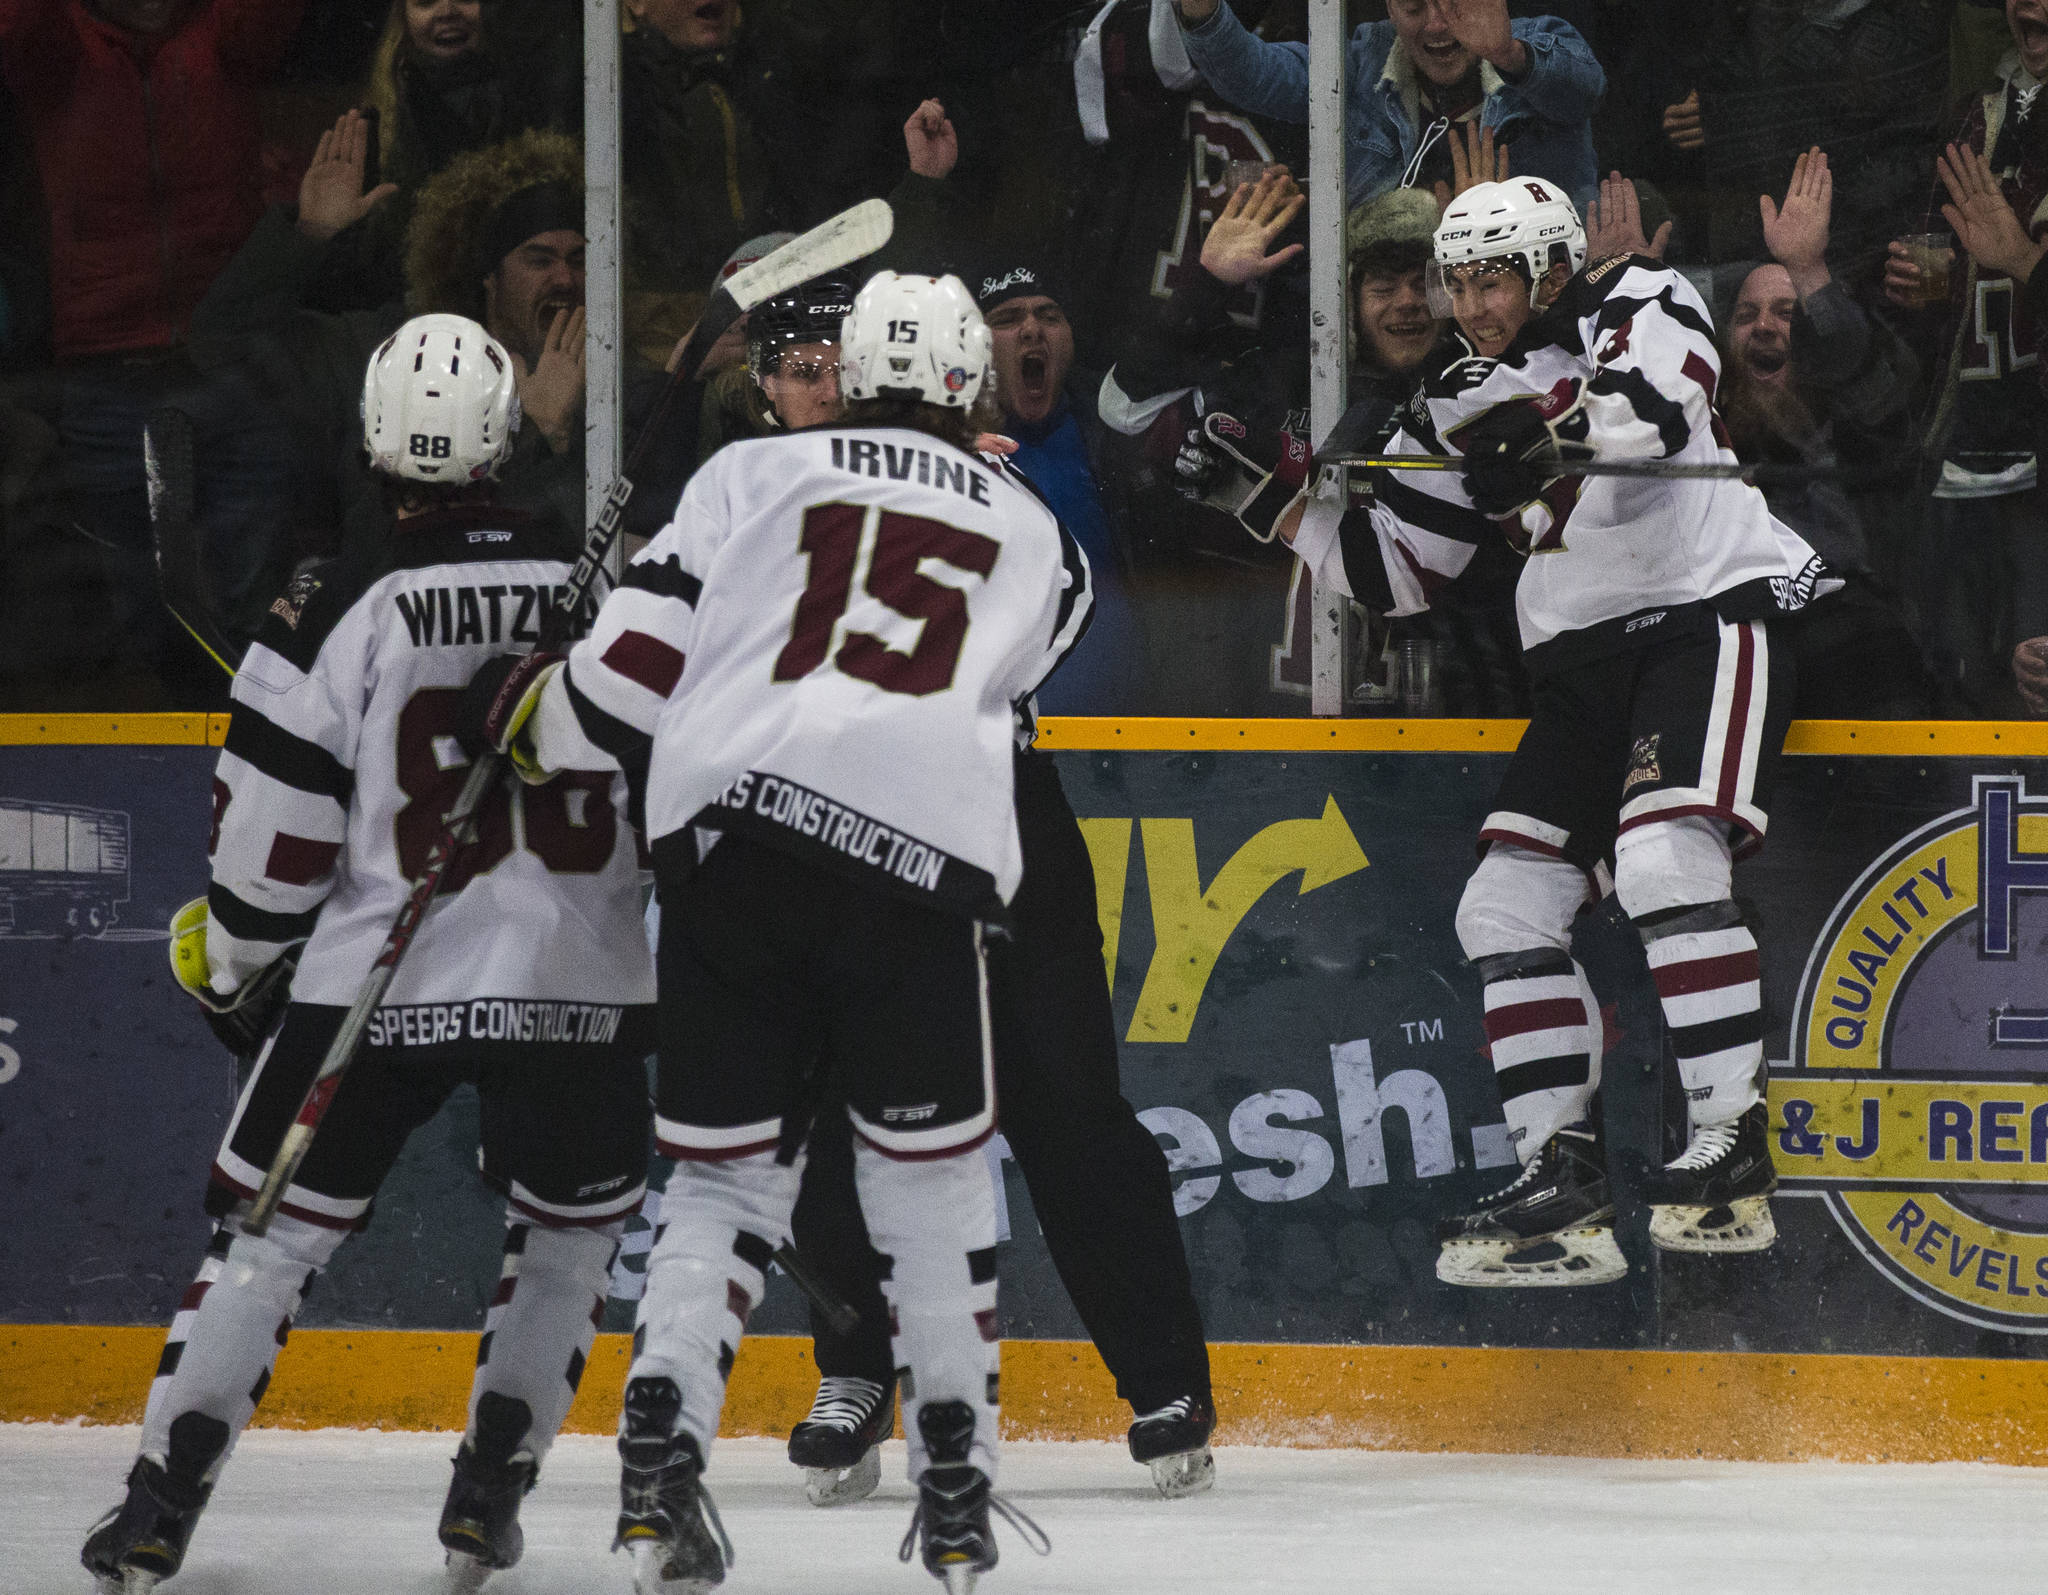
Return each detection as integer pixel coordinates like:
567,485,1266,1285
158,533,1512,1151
81,315,657,1592
465,272,1090,1593
1281,180,1835,1286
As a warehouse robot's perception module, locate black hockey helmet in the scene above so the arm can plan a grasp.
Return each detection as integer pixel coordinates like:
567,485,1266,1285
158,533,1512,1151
747,271,859,379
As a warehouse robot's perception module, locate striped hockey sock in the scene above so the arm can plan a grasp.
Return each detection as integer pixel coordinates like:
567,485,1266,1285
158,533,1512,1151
1639,902,1763,1125
468,1217,622,1467
139,1214,342,1475
1475,948,1602,1163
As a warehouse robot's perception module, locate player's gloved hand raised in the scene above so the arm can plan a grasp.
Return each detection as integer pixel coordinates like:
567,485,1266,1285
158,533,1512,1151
1455,396,1594,516
169,896,300,1059
1174,409,1314,541
457,650,564,784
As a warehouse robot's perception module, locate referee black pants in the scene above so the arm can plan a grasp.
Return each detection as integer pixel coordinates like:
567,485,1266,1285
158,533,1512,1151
791,750,1212,1415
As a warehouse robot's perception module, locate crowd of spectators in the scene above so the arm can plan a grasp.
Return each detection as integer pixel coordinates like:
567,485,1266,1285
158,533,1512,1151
5,0,2048,719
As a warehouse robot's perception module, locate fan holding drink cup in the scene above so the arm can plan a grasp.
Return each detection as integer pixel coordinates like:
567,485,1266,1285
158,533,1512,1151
1885,141,2046,309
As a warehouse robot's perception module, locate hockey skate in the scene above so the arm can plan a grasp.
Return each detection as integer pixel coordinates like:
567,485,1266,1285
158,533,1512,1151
1642,1101,1778,1254
615,1378,734,1595
81,1413,227,1594
788,1374,894,1506
898,1400,1049,1594
1435,1127,1627,1287
438,1393,537,1588
1127,1394,1216,1499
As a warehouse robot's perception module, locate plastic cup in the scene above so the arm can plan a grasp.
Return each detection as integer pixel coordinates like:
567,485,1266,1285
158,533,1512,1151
1897,234,1953,306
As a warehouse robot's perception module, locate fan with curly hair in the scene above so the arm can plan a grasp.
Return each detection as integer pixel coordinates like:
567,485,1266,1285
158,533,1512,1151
405,128,584,361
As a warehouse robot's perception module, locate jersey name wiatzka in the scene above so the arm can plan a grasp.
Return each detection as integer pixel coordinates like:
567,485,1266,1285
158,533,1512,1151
1294,257,1833,674
532,426,1092,916
207,507,655,1020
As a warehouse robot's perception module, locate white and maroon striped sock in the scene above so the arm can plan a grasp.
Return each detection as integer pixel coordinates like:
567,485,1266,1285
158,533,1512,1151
1479,950,1602,1161
467,1217,621,1466
1645,919,1763,1125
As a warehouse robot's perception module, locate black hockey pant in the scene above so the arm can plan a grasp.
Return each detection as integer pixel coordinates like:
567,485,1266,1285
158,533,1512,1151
792,751,1212,1415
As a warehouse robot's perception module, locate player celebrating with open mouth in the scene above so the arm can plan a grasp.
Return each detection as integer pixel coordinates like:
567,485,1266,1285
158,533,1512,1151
1282,180,1837,1286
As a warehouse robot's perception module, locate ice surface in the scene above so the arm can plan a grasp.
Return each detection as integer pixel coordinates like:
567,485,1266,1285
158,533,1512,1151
4,1423,2041,1595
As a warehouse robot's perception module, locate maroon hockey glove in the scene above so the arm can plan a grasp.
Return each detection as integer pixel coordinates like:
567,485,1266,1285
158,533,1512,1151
458,650,565,782
1175,410,1315,541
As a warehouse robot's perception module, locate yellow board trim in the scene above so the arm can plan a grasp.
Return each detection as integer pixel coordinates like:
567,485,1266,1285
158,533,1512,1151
7,1326,2048,1464
1034,717,2048,756
0,713,228,746
4,713,2048,757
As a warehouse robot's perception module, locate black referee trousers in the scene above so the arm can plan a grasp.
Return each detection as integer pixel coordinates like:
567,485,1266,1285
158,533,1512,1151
791,750,1212,1415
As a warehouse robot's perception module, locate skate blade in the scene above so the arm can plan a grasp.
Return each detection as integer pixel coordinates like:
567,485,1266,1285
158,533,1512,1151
803,1446,881,1507
1147,1446,1215,1499
444,1548,493,1592
624,1536,721,1595
939,1561,980,1595
1436,1226,1627,1288
1649,1195,1776,1254
120,1571,165,1595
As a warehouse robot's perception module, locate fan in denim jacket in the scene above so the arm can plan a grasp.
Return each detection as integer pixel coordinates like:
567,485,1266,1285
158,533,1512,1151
1171,0,1603,211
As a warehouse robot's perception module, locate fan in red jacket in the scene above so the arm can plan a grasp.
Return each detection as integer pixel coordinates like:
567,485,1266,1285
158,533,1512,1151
0,0,303,359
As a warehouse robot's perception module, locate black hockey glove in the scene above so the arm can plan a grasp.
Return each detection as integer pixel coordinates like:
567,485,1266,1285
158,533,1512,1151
457,650,565,783
1172,410,1314,541
1454,397,1594,516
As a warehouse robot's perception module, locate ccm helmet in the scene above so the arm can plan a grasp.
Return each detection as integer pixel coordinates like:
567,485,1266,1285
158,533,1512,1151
362,313,521,482
1430,178,1587,313
839,271,992,409
748,271,858,381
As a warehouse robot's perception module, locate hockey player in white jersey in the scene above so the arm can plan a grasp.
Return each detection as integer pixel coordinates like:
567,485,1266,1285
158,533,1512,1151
465,271,1086,1593
1283,181,1833,1287
82,315,657,1593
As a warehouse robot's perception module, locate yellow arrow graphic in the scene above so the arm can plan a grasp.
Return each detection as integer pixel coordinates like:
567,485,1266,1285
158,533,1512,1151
1128,795,1369,1044
1075,818,1134,992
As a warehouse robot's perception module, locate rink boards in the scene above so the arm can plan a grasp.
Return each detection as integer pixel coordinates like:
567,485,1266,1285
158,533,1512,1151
7,713,2048,1461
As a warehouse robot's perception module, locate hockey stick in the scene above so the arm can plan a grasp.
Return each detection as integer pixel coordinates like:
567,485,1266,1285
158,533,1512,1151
144,405,244,677
242,198,896,1237
773,1243,861,1337
1322,448,1836,485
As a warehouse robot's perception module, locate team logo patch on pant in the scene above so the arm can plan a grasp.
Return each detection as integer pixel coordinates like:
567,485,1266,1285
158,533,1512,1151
1624,734,1663,793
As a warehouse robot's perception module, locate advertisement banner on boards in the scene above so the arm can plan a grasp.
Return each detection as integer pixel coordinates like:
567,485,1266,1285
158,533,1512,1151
6,735,2048,1365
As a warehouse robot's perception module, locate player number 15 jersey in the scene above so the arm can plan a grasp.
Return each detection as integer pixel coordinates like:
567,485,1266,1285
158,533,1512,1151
532,426,1092,916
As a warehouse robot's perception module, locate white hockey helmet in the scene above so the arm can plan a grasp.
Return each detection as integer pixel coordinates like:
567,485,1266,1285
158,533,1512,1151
1429,178,1587,313
362,313,521,483
839,271,992,409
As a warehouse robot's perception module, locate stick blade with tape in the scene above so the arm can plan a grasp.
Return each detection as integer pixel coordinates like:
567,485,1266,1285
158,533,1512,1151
670,199,893,384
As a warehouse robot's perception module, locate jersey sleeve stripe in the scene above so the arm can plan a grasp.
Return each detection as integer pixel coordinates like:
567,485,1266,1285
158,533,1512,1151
1593,287,1717,346
620,554,703,607
1378,472,1486,544
223,704,355,803
1019,513,1095,704
1049,518,1095,657
599,630,687,698
1335,510,1396,611
565,662,657,764
1585,364,1691,456
263,833,343,887
207,881,319,944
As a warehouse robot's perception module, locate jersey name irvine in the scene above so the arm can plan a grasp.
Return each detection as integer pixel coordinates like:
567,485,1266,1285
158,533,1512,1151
830,436,993,504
